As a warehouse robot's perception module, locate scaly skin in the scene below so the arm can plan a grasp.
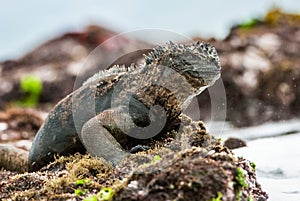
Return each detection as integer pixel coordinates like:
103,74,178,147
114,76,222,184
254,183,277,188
28,41,221,171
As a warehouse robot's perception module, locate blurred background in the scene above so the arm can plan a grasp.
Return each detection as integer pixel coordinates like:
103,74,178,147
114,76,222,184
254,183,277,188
0,0,299,60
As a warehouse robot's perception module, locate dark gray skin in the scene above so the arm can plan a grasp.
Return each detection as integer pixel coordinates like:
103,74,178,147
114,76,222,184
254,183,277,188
28,41,221,171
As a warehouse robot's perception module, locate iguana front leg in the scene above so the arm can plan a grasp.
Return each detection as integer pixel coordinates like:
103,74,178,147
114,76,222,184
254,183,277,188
81,107,135,167
81,103,165,166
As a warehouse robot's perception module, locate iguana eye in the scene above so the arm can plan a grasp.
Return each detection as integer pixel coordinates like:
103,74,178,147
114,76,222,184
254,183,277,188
182,59,191,65
112,78,118,82
96,81,107,88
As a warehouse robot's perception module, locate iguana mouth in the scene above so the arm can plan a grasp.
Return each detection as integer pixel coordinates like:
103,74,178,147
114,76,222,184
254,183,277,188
186,69,221,79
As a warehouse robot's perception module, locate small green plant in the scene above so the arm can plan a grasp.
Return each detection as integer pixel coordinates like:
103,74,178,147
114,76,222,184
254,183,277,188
211,192,223,201
140,155,162,168
152,155,162,163
247,196,254,201
237,189,242,201
74,188,88,196
250,162,256,172
75,178,91,197
234,167,248,201
84,195,98,201
97,187,114,201
18,75,43,107
239,18,259,29
178,152,183,158
235,168,248,188
76,178,91,186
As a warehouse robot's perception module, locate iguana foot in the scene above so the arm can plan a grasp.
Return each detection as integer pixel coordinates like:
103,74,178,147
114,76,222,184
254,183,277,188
81,112,130,167
130,145,150,153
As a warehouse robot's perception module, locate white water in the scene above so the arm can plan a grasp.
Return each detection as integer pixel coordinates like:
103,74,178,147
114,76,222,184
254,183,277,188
219,120,300,200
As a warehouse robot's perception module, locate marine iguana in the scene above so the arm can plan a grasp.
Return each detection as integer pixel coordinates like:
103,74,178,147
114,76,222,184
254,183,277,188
28,41,221,171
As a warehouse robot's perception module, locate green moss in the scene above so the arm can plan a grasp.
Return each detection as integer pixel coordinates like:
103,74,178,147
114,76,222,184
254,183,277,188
178,152,183,158
239,18,259,29
64,154,113,181
84,195,98,201
237,188,242,201
210,192,222,201
18,75,43,107
234,167,248,201
152,155,162,163
76,178,91,186
250,162,256,172
74,189,88,196
43,154,114,197
247,196,254,201
97,187,114,201
44,176,70,194
235,167,248,188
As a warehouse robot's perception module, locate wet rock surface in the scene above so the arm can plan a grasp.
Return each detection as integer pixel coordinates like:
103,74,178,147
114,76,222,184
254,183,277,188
204,9,300,126
224,137,247,150
0,115,268,200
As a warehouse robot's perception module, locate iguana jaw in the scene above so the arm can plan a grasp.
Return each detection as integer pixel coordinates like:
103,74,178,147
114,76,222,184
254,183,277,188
183,69,220,96
187,66,221,87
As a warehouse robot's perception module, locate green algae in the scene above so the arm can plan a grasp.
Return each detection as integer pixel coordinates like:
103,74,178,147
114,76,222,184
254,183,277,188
234,167,249,201
18,75,43,107
210,191,223,201
98,187,114,201
250,162,256,172
240,19,260,29
84,195,98,201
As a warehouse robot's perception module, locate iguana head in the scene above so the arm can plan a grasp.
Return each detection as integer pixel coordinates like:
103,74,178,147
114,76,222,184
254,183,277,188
144,41,221,94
